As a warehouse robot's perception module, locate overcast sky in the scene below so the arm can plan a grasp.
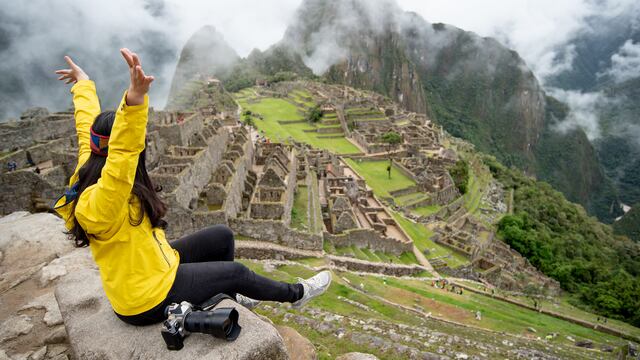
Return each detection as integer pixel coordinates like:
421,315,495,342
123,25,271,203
1,0,638,120
164,0,637,80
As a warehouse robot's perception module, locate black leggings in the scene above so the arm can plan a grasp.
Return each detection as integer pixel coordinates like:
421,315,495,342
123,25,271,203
117,225,303,325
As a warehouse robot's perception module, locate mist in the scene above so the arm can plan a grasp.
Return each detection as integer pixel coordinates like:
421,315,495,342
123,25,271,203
0,0,300,120
1,0,638,136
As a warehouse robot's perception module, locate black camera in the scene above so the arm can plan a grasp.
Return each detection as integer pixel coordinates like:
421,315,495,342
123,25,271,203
161,299,241,351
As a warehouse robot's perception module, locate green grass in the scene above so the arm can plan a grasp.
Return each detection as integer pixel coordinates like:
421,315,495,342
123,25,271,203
291,186,309,230
390,211,468,268
411,204,441,217
236,259,625,358
537,295,640,340
334,245,419,265
339,272,627,348
308,171,323,234
344,159,415,198
236,95,360,154
360,248,382,262
398,252,419,265
394,192,428,206
464,171,483,214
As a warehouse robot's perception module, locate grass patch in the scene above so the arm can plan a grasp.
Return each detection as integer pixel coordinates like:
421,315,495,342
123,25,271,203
291,186,309,230
340,272,627,347
390,211,468,268
411,205,441,217
344,159,415,198
394,192,428,206
236,94,360,154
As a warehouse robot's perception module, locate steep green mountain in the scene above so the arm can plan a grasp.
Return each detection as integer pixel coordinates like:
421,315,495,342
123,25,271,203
545,11,640,212
596,77,640,206
486,154,640,326
547,11,640,91
615,205,640,243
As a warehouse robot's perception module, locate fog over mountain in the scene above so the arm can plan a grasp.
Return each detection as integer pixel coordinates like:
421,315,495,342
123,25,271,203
1,0,637,120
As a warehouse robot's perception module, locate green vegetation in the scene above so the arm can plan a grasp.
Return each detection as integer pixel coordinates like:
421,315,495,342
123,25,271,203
449,159,469,194
614,204,640,242
233,257,633,358
410,204,441,217
305,105,323,123
341,273,626,347
235,95,360,154
485,155,640,326
390,211,468,268
344,159,414,198
291,186,309,230
463,170,483,214
334,245,419,265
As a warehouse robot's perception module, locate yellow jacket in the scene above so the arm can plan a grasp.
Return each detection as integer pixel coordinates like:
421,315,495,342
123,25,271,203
55,80,179,316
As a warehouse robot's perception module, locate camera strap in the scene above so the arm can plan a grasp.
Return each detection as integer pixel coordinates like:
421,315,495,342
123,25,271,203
195,293,236,311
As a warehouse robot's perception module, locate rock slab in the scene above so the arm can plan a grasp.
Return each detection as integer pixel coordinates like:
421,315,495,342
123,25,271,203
55,269,289,360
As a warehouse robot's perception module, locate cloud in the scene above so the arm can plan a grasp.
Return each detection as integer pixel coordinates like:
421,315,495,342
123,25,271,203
548,89,604,139
598,40,640,83
0,0,303,120
0,0,637,121
284,0,402,75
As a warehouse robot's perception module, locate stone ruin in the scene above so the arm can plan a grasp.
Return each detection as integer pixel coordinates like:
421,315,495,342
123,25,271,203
0,109,78,215
0,79,561,295
318,158,413,256
249,144,297,222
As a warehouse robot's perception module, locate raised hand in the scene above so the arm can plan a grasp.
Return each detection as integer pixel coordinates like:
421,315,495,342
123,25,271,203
120,48,154,106
55,56,90,84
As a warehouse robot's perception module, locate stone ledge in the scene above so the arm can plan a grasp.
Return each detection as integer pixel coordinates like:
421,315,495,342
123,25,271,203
55,269,289,360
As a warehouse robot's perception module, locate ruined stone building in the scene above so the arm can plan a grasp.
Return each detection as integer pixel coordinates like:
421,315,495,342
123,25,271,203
319,162,413,256
249,145,297,222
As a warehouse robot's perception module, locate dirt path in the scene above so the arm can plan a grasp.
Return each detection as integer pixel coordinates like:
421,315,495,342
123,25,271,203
412,245,437,275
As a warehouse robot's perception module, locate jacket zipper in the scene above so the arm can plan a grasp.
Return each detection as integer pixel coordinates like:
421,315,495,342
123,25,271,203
152,230,170,267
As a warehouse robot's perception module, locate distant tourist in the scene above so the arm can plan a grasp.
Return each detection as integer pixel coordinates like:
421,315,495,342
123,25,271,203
26,151,35,167
7,160,17,172
475,310,482,320
52,50,331,328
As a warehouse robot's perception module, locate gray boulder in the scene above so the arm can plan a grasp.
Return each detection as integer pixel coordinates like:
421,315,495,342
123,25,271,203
55,269,289,360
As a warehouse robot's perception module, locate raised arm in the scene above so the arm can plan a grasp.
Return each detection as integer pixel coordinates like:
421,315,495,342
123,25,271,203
56,56,100,176
74,49,154,238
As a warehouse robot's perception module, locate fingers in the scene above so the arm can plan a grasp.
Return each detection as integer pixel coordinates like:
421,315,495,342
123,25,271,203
64,56,76,68
120,48,134,68
136,65,145,80
132,53,141,67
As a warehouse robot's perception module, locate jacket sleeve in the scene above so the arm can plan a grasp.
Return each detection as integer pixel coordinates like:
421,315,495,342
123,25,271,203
70,80,101,182
75,92,149,239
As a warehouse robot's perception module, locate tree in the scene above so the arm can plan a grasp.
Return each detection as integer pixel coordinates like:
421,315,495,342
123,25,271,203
380,131,402,179
449,159,469,194
243,113,254,127
305,105,323,123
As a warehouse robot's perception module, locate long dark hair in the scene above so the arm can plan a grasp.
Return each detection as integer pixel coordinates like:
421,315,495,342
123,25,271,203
70,111,167,247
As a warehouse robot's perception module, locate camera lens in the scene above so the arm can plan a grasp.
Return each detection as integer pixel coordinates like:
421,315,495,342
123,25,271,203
183,308,241,341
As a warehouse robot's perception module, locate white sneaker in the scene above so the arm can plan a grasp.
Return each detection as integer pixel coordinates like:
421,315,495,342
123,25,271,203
236,293,261,309
292,270,332,309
